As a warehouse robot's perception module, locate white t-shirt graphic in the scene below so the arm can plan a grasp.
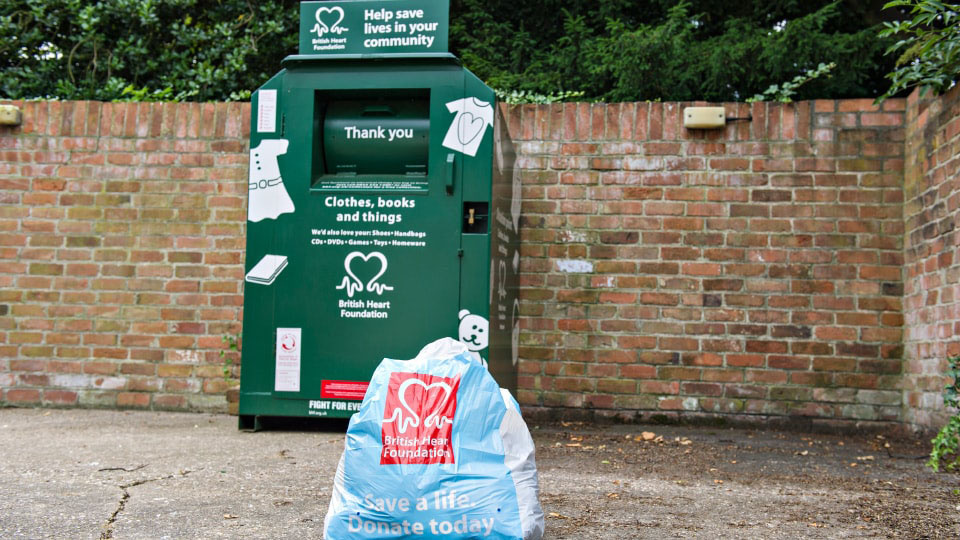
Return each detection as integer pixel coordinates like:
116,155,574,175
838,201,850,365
248,139,295,223
442,98,494,157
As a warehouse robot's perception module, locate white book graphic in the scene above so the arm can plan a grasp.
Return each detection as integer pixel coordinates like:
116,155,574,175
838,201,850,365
245,254,288,286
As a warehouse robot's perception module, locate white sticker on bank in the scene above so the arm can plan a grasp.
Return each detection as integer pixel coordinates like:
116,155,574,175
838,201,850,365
275,327,301,392
257,89,277,133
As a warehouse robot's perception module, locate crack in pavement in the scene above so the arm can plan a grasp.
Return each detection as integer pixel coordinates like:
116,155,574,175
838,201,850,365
98,464,148,473
99,469,194,539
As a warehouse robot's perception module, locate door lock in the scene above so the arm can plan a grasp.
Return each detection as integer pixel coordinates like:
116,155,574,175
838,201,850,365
462,202,488,234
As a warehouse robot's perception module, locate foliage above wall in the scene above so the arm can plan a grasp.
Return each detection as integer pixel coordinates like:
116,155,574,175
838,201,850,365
452,0,897,101
0,0,299,101
877,0,960,102
1,0,900,102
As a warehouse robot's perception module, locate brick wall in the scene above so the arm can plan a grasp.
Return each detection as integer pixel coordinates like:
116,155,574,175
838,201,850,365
0,94,954,430
0,101,249,412
511,100,907,429
903,85,960,428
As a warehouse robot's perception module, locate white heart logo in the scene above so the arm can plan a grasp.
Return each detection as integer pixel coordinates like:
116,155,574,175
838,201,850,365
335,251,394,297
388,378,454,434
314,6,344,36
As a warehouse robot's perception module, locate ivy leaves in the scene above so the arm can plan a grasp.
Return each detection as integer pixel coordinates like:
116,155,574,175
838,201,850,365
927,356,960,472
877,0,960,101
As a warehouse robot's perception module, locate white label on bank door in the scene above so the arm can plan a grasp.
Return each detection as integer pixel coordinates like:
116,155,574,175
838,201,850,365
275,327,301,392
257,89,277,133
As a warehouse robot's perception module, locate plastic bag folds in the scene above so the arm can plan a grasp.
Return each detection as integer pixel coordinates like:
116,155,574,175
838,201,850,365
324,338,543,539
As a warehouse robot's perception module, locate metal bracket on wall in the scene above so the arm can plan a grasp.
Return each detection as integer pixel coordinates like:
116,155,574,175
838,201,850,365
0,105,22,126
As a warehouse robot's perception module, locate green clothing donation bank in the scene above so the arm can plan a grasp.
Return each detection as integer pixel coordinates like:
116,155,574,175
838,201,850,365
238,0,520,429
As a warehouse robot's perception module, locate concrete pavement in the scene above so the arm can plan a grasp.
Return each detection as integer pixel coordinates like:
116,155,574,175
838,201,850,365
1,408,957,539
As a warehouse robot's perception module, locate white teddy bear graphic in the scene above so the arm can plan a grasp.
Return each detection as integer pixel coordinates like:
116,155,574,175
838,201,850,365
458,309,488,352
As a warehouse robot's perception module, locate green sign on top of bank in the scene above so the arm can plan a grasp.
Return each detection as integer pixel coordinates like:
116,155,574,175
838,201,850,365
299,0,449,56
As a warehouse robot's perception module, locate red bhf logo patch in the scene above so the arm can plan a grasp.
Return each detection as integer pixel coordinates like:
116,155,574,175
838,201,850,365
380,372,459,465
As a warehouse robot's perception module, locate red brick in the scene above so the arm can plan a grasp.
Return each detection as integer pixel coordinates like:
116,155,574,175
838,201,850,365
657,367,701,380
6,389,41,403
813,358,857,372
43,390,78,404
640,292,678,306
117,392,151,408
618,336,657,349
657,398,687,410
746,370,788,384
746,341,788,354
815,327,858,341
683,353,723,366
640,381,679,394
768,356,811,370
596,350,636,364
702,369,743,383
681,382,723,396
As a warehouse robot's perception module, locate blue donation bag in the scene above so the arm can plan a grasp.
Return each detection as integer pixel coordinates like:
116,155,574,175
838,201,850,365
323,338,544,539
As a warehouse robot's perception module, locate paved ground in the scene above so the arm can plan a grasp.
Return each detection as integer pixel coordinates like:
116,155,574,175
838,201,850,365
0,408,957,539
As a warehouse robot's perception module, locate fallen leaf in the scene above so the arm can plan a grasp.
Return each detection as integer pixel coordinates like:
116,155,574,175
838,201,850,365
641,431,656,441
548,512,568,520
856,455,875,461
601,460,611,464
606,492,620,499
565,443,582,448
224,514,239,520
730,460,737,464
714,479,723,484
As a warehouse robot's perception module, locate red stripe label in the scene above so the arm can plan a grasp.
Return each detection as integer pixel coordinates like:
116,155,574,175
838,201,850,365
321,380,369,400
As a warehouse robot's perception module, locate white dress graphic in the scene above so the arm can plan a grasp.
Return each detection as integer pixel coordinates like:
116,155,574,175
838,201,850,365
442,98,494,157
248,139,295,222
